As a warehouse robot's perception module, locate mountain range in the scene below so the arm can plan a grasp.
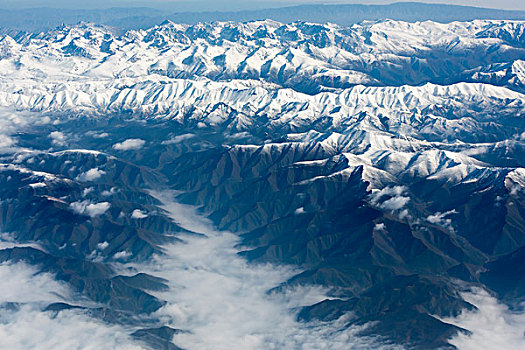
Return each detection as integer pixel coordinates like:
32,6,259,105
0,12,524,350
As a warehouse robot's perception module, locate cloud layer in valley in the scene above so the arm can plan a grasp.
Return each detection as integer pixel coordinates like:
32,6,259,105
118,190,403,350
0,261,143,350
443,288,525,350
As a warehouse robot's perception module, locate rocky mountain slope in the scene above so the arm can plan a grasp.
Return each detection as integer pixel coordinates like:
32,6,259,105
0,18,524,350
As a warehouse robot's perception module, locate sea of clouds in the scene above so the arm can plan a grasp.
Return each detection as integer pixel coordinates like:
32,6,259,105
3,188,525,349
0,261,142,350
443,287,525,350
115,191,404,350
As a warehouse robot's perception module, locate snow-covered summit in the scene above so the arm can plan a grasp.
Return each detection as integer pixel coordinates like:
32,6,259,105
1,19,524,94
0,19,523,192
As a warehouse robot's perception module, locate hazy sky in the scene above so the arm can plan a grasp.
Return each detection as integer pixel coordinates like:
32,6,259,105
0,0,523,11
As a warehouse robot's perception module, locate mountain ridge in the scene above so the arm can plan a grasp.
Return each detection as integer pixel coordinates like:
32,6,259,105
0,17,524,350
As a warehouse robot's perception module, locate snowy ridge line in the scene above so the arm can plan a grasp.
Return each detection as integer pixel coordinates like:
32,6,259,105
0,19,524,96
0,78,522,122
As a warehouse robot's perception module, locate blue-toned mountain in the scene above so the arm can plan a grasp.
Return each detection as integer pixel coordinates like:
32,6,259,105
0,18,524,350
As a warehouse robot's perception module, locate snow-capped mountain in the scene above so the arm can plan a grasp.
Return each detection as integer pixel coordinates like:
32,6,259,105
0,18,524,350
2,19,525,93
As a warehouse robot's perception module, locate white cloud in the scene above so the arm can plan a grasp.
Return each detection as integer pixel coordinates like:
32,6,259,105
442,288,525,350
0,134,16,149
0,108,50,153
97,241,109,250
374,223,386,231
369,186,406,205
82,187,94,197
0,306,143,350
92,132,109,139
113,250,132,260
112,139,145,151
371,186,406,198
398,209,410,220
294,207,305,215
0,232,42,251
0,262,143,350
427,209,457,231
131,209,148,219
0,262,71,304
370,186,410,213
49,131,67,146
380,196,410,211
116,190,399,350
76,168,106,182
226,132,251,141
29,182,46,188
161,133,196,145
70,200,110,217
101,187,118,197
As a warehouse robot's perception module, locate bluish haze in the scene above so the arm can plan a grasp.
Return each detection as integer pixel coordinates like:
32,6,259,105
0,0,524,11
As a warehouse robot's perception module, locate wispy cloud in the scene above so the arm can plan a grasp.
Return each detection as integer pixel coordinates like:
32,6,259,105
369,186,411,219
161,133,195,145
0,108,50,153
0,262,142,350
443,287,525,350
49,131,67,146
131,209,148,219
70,200,110,217
427,209,457,231
76,168,106,182
117,190,402,350
0,232,43,251
113,139,146,151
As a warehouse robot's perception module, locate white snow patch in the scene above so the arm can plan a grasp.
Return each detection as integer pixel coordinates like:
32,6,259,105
506,168,525,196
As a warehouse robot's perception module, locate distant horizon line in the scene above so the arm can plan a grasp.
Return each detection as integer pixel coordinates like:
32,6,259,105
1,2,524,13
2,1,523,34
